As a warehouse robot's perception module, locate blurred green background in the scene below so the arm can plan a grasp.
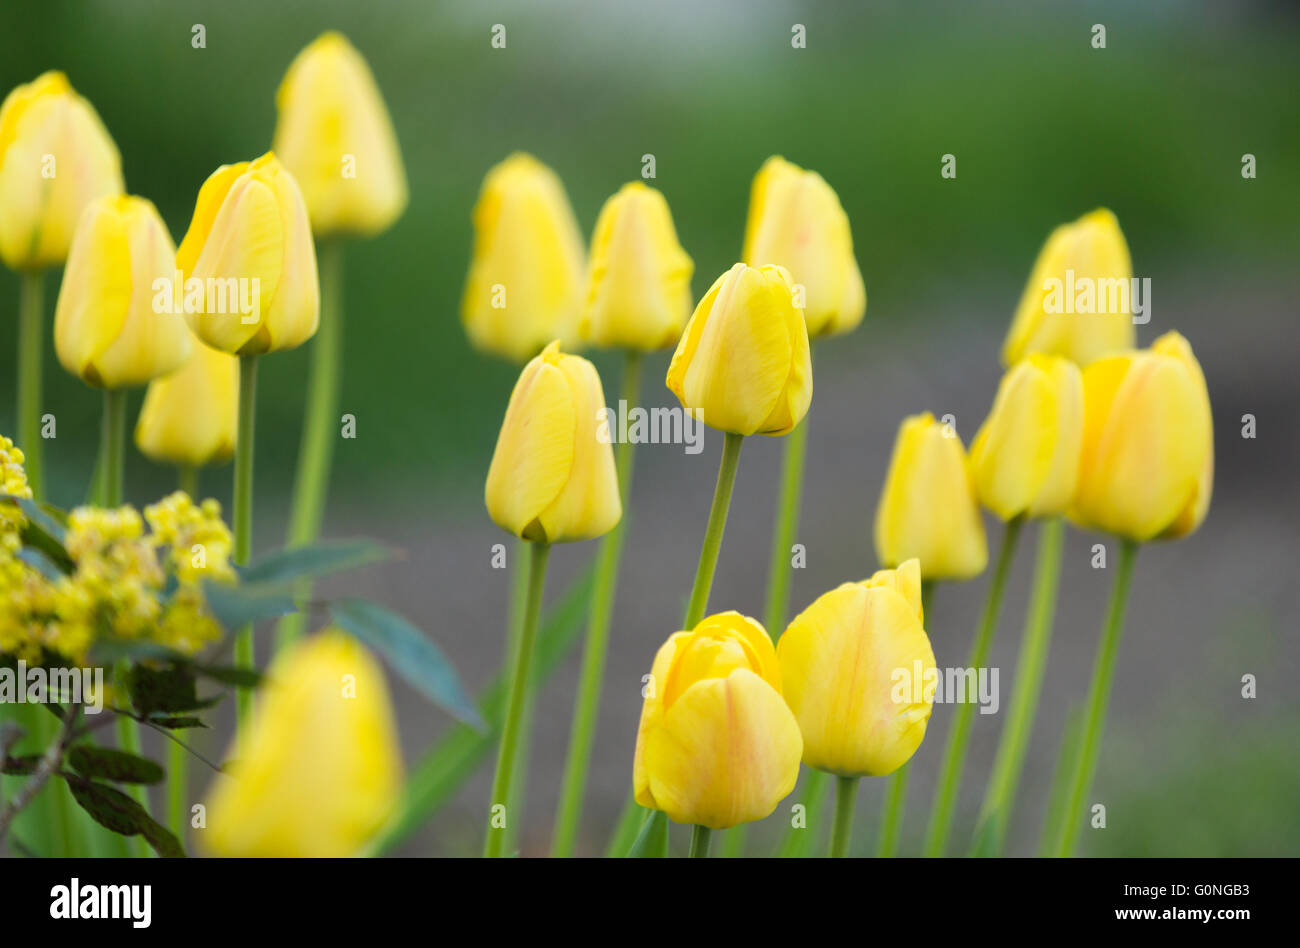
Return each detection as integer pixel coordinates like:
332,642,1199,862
2,0,1297,856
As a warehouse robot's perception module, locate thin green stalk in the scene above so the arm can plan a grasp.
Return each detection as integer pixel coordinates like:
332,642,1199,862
774,768,830,857
100,389,126,507
233,356,258,737
552,350,642,857
1048,539,1138,857
17,270,45,498
876,763,909,857
830,775,858,858
276,239,345,650
501,536,531,854
764,412,807,639
485,542,550,857
689,825,712,858
922,516,1024,857
972,516,1065,856
178,465,198,499
114,706,150,858
168,466,198,846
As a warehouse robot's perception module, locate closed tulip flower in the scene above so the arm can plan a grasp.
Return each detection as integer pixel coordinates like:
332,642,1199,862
134,340,239,468
1002,208,1135,367
633,611,802,829
461,153,586,363
1069,331,1213,541
53,195,192,388
203,630,403,857
485,340,620,544
579,182,693,351
666,263,812,436
273,32,408,237
874,412,987,580
777,560,936,777
0,71,124,270
969,354,1083,521
742,156,866,338
177,152,319,356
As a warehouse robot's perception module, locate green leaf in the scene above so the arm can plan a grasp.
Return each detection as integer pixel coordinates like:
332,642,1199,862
203,580,296,629
2,754,42,776
89,638,185,666
330,598,483,729
240,539,392,585
147,715,207,730
16,547,66,581
626,809,669,858
68,746,164,784
2,495,74,573
66,779,185,857
192,664,262,688
127,664,214,716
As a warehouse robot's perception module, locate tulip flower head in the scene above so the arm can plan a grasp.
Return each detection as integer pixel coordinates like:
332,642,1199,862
633,611,802,829
778,560,937,777
1069,331,1213,542
579,181,694,351
742,156,866,338
134,340,239,468
666,262,812,436
969,353,1084,521
53,195,192,389
874,412,988,580
461,153,586,363
0,71,124,271
485,340,621,544
203,630,404,857
274,31,408,237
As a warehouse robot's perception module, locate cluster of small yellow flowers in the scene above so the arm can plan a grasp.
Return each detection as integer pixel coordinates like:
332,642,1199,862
144,491,236,584
1,435,32,553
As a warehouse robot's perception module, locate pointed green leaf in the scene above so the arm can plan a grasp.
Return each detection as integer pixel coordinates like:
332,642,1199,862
240,539,392,585
203,580,296,630
68,746,164,785
626,809,669,858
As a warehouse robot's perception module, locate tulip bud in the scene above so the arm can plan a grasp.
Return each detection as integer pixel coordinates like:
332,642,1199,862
203,630,403,857
666,263,812,436
778,560,936,777
1002,208,1135,367
176,153,319,356
273,32,408,237
134,340,239,468
969,354,1084,521
485,340,621,544
53,195,192,389
633,611,802,829
742,156,866,338
874,413,988,580
1069,331,1213,542
0,71,124,270
461,153,586,363
578,182,693,351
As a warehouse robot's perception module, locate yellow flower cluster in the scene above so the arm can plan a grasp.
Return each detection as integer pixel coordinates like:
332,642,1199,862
1,435,32,553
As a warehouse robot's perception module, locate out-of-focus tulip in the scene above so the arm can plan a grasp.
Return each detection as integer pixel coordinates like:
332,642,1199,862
666,263,811,436
1069,331,1212,541
874,412,987,580
969,354,1083,521
203,630,403,857
461,153,586,363
485,340,620,544
176,152,319,356
578,182,693,351
1002,208,1135,367
273,31,407,237
742,156,865,338
777,560,936,777
53,195,191,389
134,340,239,468
0,71,123,271
633,611,802,829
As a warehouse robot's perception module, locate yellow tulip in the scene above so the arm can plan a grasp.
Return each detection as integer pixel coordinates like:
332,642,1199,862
969,354,1083,520
176,152,319,356
485,340,621,544
777,560,936,777
461,153,586,363
578,182,693,351
1069,331,1213,541
203,630,403,857
0,71,123,270
273,31,408,237
53,195,192,389
742,156,866,338
1002,208,1135,367
134,340,239,468
632,611,802,829
666,263,812,436
874,412,987,580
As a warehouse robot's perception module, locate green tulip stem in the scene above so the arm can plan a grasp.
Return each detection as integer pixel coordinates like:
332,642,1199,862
876,763,909,857
100,388,126,507
276,238,345,650
689,825,712,858
167,466,198,845
684,432,744,629
922,516,1023,857
233,355,258,737
1049,538,1138,857
552,350,642,857
178,464,199,500
16,271,45,497
973,516,1065,856
485,541,550,857
764,411,808,640
829,775,858,858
